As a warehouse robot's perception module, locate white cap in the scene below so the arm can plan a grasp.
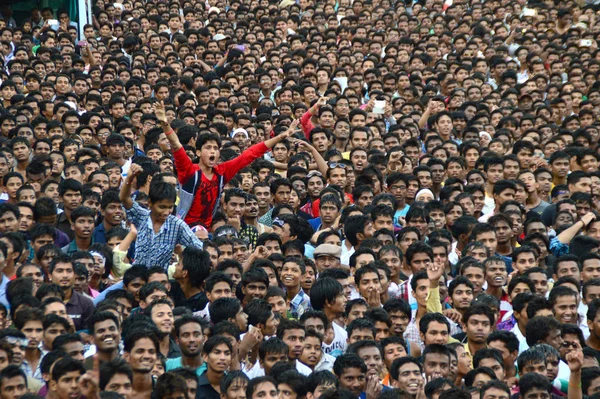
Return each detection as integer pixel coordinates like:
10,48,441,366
231,128,248,139
213,33,230,41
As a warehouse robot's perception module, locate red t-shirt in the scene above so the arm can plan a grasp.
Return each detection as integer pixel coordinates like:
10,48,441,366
173,143,269,228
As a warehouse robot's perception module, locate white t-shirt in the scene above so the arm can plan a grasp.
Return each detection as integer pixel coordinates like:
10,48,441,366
322,322,347,358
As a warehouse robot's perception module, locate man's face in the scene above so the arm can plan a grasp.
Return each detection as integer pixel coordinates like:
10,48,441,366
72,216,94,239
151,304,174,335
0,375,27,399
553,294,578,324
205,343,232,373
423,353,450,380
125,338,157,373
21,320,43,350
105,373,133,399
43,322,67,350
465,314,492,344
51,371,82,399
463,266,485,295
62,341,85,363
177,322,203,357
479,358,505,381
582,259,600,282
356,346,384,378
51,262,74,290
261,351,288,375
485,261,507,288
348,328,374,345
392,362,422,396
513,252,537,274
282,329,305,360
0,211,18,234
93,319,121,353
421,321,449,346
338,367,366,396
242,281,267,300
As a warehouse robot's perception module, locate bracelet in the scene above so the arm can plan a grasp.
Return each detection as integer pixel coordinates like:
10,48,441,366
165,128,174,136
569,382,582,388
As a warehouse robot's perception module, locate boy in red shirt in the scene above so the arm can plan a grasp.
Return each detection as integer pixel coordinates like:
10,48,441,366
155,101,297,228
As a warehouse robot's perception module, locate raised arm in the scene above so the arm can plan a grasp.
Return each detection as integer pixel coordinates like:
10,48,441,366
120,163,142,210
566,349,583,399
295,139,328,176
556,212,595,244
155,101,183,152
264,119,299,149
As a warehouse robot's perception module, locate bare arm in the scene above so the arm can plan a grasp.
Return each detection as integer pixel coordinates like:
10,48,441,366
117,224,137,253
155,101,183,151
120,164,142,210
296,139,328,176
556,212,595,244
567,349,583,399
263,119,299,149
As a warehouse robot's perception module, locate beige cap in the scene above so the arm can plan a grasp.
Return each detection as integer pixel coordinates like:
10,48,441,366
314,244,341,259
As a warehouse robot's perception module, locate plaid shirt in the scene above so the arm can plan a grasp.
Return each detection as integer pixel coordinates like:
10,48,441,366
404,309,424,348
126,202,203,270
289,289,311,319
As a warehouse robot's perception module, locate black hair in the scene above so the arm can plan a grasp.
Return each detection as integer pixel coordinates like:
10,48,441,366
310,277,343,311
333,353,367,376
99,358,133,390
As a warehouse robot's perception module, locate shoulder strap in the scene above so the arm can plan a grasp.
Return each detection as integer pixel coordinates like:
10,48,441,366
212,174,225,218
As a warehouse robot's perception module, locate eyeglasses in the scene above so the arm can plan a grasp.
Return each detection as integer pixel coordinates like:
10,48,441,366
328,163,347,169
4,337,28,347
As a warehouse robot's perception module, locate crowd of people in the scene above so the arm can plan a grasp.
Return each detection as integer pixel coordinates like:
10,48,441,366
0,0,597,399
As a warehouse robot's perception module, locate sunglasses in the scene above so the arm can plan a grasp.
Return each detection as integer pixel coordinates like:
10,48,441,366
306,171,322,179
272,218,285,228
4,337,28,347
328,163,347,169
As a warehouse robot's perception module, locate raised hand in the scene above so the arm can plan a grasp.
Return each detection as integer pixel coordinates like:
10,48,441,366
566,349,584,372
427,261,443,283
154,101,168,124
367,286,382,309
365,375,382,399
582,212,596,227
79,355,100,399
128,163,143,177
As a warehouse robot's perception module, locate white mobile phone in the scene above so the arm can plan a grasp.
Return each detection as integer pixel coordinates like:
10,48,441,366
373,100,386,114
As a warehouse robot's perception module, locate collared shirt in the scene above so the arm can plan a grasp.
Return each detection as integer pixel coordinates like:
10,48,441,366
65,291,95,331
314,352,335,372
61,239,94,255
194,302,211,322
126,201,203,270
167,336,182,359
510,323,529,354
166,358,206,376
55,212,74,241
196,372,221,399
21,347,48,382
240,223,258,248
258,208,274,227
92,222,108,244
289,289,311,319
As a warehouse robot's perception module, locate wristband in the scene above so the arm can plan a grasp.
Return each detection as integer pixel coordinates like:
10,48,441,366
165,128,174,136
